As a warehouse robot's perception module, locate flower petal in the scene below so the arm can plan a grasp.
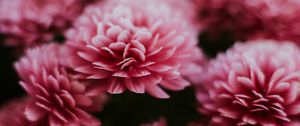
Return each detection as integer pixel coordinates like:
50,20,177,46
146,85,169,99
125,79,145,93
25,101,46,121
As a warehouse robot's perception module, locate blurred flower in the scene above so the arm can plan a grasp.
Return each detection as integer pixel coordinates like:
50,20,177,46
0,0,94,46
180,49,207,85
162,0,197,25
196,40,300,125
140,117,167,126
66,0,204,98
14,44,102,126
0,97,43,126
195,0,300,44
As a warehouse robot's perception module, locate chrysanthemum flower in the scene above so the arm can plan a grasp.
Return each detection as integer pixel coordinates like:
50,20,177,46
0,0,94,46
196,40,300,125
66,0,204,98
195,0,300,43
15,44,101,126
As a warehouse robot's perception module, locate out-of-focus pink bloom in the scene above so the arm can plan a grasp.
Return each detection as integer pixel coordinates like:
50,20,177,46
196,40,300,125
15,44,101,126
180,49,207,85
195,0,300,43
162,0,197,25
0,97,44,126
0,0,94,46
66,0,204,98
140,117,167,126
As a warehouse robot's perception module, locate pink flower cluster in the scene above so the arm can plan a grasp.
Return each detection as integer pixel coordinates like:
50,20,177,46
2,0,300,125
195,0,300,43
196,40,300,125
0,0,94,46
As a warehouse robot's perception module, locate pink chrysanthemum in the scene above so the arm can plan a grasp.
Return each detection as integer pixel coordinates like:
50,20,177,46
66,0,204,98
195,0,300,43
0,0,94,46
14,44,101,126
196,40,300,125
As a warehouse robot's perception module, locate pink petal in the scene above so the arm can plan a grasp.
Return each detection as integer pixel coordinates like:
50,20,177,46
123,43,131,58
52,109,68,124
287,101,300,115
47,75,60,91
60,90,76,107
117,30,130,42
106,26,122,39
73,95,92,106
148,47,176,62
49,115,63,126
285,83,299,104
120,59,136,70
93,61,116,71
86,45,100,53
35,101,52,112
54,94,64,107
71,81,86,93
107,79,126,94
20,81,35,95
131,40,146,53
74,108,101,126
147,64,173,72
146,85,169,99
134,30,152,44
129,68,151,77
138,74,162,86
268,68,285,90
272,82,290,93
160,78,190,91
101,47,120,58
236,76,255,89
157,31,176,46
86,84,107,96
217,107,240,119
130,48,146,61
87,72,111,79
91,35,112,48
242,115,257,125
25,101,46,121
75,66,98,74
109,42,126,51
35,84,50,97
125,79,145,93
58,75,71,90
147,47,163,57
113,71,130,78
77,51,98,62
